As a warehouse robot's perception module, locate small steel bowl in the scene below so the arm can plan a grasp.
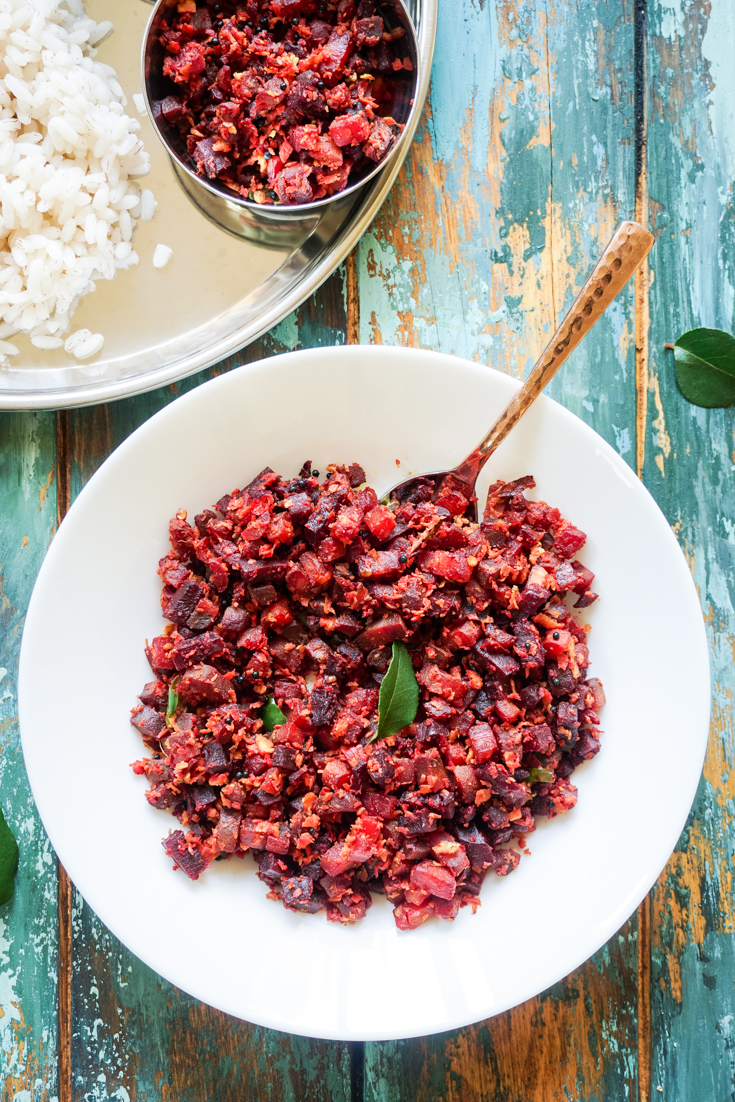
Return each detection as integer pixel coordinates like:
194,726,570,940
141,0,420,248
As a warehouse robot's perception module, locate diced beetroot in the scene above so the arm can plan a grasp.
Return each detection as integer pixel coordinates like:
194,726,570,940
282,492,314,521
163,831,209,880
276,163,314,205
364,504,397,541
261,599,293,630
475,647,520,678
219,606,250,638
554,523,587,558
354,15,383,46
170,631,226,671
240,818,270,850
265,822,292,854
444,619,481,650
215,808,241,854
329,113,371,147
393,759,416,786
434,489,470,518
433,896,461,920
134,466,602,932
468,723,497,763
130,705,166,740
518,582,549,615
286,551,333,597
361,791,397,818
327,885,371,923
354,613,409,650
239,559,289,585
267,513,295,546
393,901,433,930
415,750,448,792
496,725,523,771
322,759,352,789
332,504,364,543
544,629,572,658
477,762,530,808
163,41,205,84
237,624,268,650
357,548,403,581
481,624,515,652
416,663,465,703
139,680,168,709
178,664,236,706
317,27,353,78
364,117,395,161
455,823,495,870
418,550,473,583
493,849,521,876
586,678,606,709
163,580,203,625
453,763,480,803
525,723,554,753
495,699,521,724
410,861,456,901
272,0,318,15
428,831,470,877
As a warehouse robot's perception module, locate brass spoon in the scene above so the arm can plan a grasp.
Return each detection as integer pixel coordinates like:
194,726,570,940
385,221,654,519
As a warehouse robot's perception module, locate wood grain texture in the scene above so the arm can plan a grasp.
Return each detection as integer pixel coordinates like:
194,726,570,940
358,0,641,1097
62,273,355,1102
643,0,735,1097
4,0,734,1096
0,411,59,1100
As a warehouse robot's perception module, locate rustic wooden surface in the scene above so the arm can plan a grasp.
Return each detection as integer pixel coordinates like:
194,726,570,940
1,0,733,1098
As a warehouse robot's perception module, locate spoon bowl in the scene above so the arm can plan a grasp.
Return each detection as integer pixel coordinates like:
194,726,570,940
384,221,654,519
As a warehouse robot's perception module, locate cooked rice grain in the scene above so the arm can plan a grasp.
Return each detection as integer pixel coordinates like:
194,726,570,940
0,0,152,364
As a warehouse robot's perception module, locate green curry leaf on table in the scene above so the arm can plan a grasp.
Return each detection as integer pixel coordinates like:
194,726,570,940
0,808,18,906
667,327,735,407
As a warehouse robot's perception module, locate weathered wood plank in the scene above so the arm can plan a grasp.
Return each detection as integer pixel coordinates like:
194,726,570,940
64,273,356,1102
0,411,59,1100
644,0,735,1097
359,0,640,1097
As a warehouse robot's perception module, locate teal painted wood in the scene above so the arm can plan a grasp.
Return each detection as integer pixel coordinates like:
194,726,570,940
644,0,735,1097
358,0,640,1097
65,273,355,1102
0,412,59,1100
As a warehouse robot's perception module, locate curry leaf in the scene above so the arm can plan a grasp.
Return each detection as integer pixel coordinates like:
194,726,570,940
261,697,287,732
374,641,419,741
668,327,735,408
0,807,19,906
165,685,179,729
527,767,555,785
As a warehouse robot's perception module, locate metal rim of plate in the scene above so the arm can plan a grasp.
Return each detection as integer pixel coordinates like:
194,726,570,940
0,0,437,412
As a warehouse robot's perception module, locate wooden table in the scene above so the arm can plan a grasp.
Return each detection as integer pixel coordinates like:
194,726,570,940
2,0,733,1097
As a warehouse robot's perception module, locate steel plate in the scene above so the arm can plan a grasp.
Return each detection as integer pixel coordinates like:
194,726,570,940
0,0,436,410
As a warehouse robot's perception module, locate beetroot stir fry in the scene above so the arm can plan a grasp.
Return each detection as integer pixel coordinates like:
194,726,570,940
131,463,605,930
152,0,412,205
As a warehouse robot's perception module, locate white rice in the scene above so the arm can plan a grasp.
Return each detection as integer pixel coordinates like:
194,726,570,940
152,242,171,269
140,187,156,222
0,0,153,364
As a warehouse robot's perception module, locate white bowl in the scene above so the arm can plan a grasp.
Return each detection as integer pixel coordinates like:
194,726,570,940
19,346,710,1041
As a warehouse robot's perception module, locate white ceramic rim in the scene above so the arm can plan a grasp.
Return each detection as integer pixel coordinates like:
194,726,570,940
18,346,711,1039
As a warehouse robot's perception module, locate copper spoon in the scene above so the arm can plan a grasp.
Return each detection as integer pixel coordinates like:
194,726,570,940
385,220,654,519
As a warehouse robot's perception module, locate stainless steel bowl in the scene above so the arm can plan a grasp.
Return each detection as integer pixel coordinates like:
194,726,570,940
141,0,420,247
